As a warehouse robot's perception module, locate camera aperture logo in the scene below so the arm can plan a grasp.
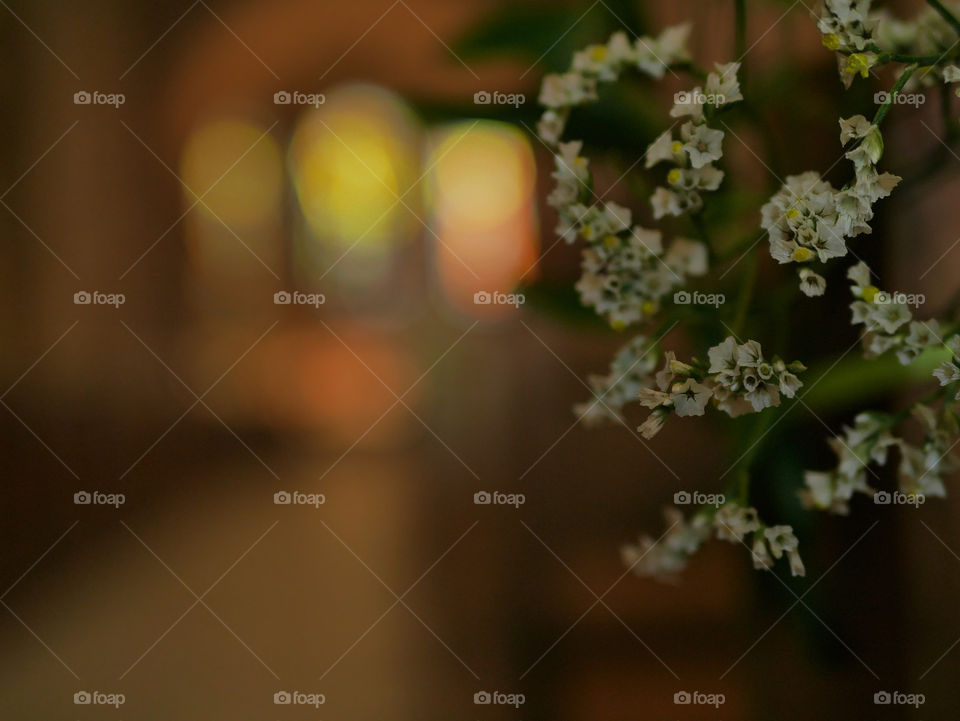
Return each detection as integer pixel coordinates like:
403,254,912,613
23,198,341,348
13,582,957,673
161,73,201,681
74,490,125,508
273,690,325,708
674,690,725,708
874,690,925,708
674,290,725,307
274,290,325,308
73,90,125,108
473,90,525,108
473,690,525,708
473,290,525,308
674,490,724,508
274,490,325,508
873,290,925,308
74,690,125,708
74,290,125,308
274,91,325,108
874,490,924,507
474,490,525,508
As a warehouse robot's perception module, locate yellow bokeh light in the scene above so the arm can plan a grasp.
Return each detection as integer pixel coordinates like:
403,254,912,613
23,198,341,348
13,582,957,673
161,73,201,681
180,119,283,229
288,84,420,254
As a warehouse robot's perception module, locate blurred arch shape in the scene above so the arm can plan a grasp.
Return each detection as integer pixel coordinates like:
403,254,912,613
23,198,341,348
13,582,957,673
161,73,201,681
180,117,285,277
287,83,422,285
425,120,539,317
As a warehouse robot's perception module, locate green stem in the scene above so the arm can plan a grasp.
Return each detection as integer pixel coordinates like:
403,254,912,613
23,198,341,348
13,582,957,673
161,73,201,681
927,0,960,38
873,63,918,127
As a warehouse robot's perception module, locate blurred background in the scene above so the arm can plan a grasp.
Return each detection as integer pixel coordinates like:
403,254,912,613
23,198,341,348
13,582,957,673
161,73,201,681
1,0,960,718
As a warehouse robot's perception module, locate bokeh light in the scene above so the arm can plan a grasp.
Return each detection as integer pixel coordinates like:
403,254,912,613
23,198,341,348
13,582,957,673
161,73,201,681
425,121,539,315
288,84,421,265
180,118,284,274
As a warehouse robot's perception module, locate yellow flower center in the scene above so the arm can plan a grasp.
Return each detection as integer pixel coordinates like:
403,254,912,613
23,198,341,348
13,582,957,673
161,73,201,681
671,141,684,154
822,33,840,51
603,234,619,248
792,247,813,262
641,301,656,316
611,319,626,331
786,207,800,219
590,46,608,62
863,285,879,303
667,168,682,185
845,53,871,78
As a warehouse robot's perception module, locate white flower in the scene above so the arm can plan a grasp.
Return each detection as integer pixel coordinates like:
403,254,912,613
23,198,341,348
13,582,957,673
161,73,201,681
751,534,773,569
714,503,760,542
670,378,713,416
680,122,725,169
537,110,566,146
669,88,705,121
704,62,743,106
799,268,827,297
636,24,691,78
664,238,708,276
651,187,684,218
839,114,873,144
623,506,711,579
575,335,662,425
539,72,598,108
645,130,678,168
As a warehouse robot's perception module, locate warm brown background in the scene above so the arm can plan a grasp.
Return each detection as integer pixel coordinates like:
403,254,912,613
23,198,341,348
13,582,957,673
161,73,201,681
1,0,959,719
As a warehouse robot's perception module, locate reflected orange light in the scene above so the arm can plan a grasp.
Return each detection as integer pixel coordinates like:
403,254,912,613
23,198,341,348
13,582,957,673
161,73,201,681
425,121,539,315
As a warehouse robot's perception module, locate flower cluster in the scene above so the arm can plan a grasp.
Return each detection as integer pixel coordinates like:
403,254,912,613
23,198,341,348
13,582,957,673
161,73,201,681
636,336,805,438
576,230,707,328
802,406,959,514
538,27,722,330
622,502,804,579
538,27,692,145
847,261,940,363
645,62,742,219
761,116,899,296
818,0,878,85
801,412,896,514
573,334,659,425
